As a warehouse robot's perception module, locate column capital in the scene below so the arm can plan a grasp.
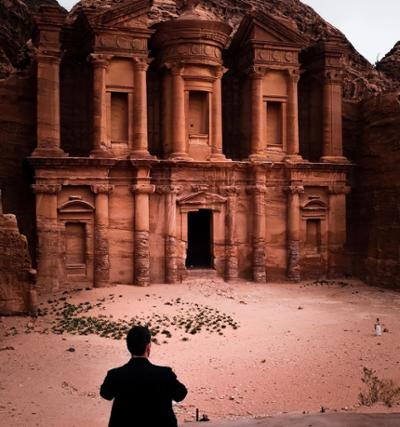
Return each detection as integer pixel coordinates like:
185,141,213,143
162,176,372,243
287,68,301,83
31,184,62,194
286,184,304,195
132,184,155,195
91,184,114,194
220,185,240,197
88,53,113,68
322,68,343,84
247,66,267,79
166,62,185,76
132,57,150,72
213,65,228,79
156,185,183,195
246,185,267,195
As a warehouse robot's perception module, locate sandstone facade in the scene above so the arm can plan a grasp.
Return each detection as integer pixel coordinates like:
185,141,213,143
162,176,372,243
0,0,398,295
25,2,352,291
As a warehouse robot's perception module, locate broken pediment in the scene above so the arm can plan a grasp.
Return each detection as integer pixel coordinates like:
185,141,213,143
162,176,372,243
94,0,151,28
232,13,305,49
178,191,227,208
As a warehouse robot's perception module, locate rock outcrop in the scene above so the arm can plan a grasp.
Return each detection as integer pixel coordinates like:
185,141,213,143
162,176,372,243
376,41,400,82
0,212,36,314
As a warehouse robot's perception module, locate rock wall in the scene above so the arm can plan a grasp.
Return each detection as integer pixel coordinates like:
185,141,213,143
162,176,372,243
0,213,36,314
354,92,400,289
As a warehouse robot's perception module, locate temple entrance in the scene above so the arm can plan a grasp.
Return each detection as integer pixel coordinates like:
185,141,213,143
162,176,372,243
186,209,213,268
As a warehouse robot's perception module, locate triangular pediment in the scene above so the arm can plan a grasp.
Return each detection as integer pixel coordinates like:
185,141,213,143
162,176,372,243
178,191,226,206
232,13,306,49
92,0,151,29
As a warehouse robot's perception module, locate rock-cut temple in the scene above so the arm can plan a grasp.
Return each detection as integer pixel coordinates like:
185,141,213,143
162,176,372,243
29,1,352,291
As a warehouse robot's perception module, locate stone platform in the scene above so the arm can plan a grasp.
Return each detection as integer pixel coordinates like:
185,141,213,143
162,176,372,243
184,412,400,427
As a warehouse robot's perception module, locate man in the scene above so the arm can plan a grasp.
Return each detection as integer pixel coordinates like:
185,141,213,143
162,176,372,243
100,325,188,427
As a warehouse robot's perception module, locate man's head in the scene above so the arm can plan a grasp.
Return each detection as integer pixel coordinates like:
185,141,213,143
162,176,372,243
127,325,151,357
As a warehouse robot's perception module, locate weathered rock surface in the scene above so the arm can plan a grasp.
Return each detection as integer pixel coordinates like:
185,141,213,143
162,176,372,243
0,0,63,78
355,91,400,289
0,213,36,314
376,41,400,82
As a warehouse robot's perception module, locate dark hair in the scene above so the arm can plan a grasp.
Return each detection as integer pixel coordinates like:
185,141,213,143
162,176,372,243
127,325,151,356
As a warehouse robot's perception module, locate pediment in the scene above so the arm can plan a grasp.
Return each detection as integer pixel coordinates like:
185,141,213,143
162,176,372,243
178,191,227,206
302,199,328,210
59,199,95,213
232,13,305,49
91,0,151,29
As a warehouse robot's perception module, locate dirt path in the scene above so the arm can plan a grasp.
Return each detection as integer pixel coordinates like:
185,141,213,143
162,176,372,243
0,279,399,426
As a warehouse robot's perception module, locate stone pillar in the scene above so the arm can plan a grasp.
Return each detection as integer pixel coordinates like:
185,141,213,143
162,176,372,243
162,73,172,157
91,184,113,287
248,168,267,282
90,54,111,157
159,185,182,283
249,68,266,161
327,184,350,277
132,169,155,286
287,183,304,281
320,70,346,162
170,66,191,160
210,67,226,161
221,186,239,281
286,69,302,161
32,55,66,157
32,184,62,292
131,58,152,158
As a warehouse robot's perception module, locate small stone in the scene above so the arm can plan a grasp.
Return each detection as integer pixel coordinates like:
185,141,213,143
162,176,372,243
66,347,75,352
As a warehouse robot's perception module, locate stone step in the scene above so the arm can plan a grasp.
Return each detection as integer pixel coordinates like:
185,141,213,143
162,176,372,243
184,268,222,281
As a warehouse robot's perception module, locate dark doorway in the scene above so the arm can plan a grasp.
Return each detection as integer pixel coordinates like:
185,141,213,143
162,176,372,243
186,209,213,268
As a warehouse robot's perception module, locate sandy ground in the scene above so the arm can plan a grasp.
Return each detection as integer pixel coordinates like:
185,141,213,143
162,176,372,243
0,278,400,427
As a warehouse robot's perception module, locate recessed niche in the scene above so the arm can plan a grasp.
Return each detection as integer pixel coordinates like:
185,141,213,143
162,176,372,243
111,92,128,142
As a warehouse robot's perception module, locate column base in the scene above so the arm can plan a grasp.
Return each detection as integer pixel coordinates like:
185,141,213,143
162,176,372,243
168,152,193,161
94,280,112,288
31,147,68,157
209,153,230,162
320,156,350,164
248,153,268,162
284,154,304,163
130,150,156,160
90,148,113,158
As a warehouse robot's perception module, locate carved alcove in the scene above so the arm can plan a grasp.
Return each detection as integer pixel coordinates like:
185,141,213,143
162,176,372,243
177,191,227,273
300,196,329,277
58,196,95,285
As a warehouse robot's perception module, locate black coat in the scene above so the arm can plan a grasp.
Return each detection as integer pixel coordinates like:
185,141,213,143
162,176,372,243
100,357,187,427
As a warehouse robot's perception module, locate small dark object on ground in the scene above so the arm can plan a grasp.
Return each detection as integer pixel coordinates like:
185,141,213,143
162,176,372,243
66,347,75,352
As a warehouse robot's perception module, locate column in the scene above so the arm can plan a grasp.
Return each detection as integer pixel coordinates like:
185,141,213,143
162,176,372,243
90,54,111,157
131,59,152,158
32,183,62,292
249,68,266,161
327,184,349,277
162,73,172,157
320,70,346,162
91,184,113,287
170,66,191,159
286,69,302,161
32,55,66,157
287,183,304,281
221,186,239,281
163,185,182,283
210,67,226,161
132,168,155,286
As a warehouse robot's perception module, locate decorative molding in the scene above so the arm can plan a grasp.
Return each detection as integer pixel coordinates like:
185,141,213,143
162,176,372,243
31,184,62,194
131,184,155,194
91,184,114,194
